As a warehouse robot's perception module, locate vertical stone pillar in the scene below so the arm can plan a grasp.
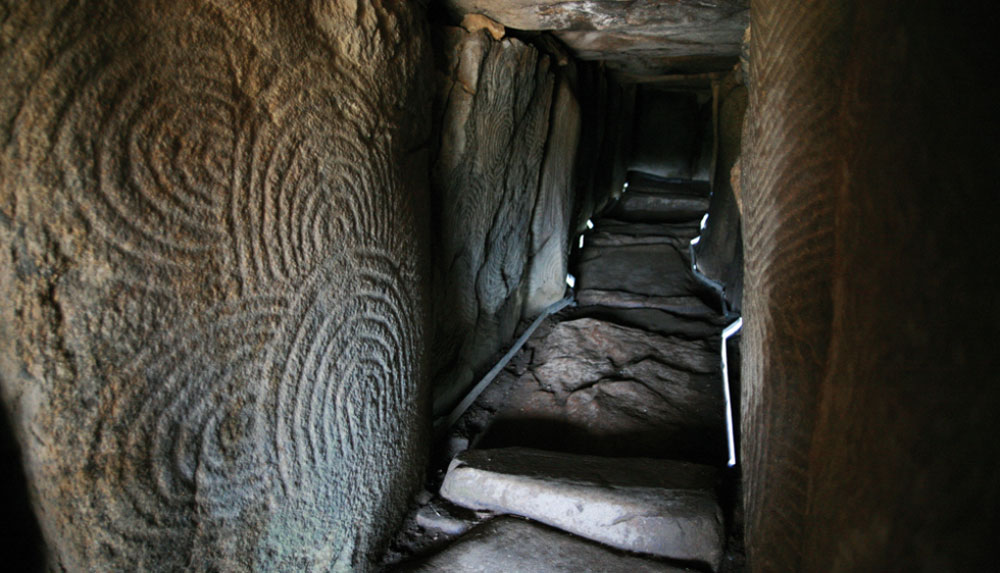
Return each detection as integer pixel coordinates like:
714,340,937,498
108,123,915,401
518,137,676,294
0,1,431,570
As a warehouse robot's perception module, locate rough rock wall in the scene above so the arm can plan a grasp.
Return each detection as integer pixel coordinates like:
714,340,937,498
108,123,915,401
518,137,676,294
430,27,599,414
567,64,633,237
524,75,581,317
0,1,430,570
694,71,746,311
741,0,999,570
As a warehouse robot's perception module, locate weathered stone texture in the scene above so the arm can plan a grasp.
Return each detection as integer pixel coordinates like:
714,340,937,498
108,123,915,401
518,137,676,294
398,516,693,573
444,0,749,76
604,179,712,224
430,28,600,414
430,29,555,414
524,75,581,317
441,448,725,569
0,1,430,570
694,71,746,311
479,318,725,461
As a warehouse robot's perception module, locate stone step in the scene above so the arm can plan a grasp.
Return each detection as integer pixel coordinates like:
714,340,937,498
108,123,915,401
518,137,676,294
587,230,692,250
604,177,711,224
528,317,720,396
591,218,702,245
604,192,710,224
396,516,693,572
567,305,726,340
440,448,725,571
576,243,694,299
575,289,719,317
627,173,711,197
475,317,725,461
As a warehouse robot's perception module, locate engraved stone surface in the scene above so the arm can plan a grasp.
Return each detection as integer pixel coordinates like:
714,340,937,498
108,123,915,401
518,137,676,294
524,75,581,317
430,28,588,415
440,448,725,570
0,1,430,570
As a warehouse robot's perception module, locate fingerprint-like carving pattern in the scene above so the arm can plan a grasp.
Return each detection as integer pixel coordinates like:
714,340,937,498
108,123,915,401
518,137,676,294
6,2,427,568
262,249,418,497
50,15,390,293
741,1,845,570
232,81,388,289
90,294,287,554
88,248,417,565
52,20,244,275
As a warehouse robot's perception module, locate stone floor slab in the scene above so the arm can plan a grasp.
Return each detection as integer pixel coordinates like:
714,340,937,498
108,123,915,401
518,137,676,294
440,448,725,570
396,516,693,572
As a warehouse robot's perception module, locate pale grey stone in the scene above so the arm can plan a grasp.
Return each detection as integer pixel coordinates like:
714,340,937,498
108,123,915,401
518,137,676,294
440,448,725,570
524,75,581,318
415,500,484,536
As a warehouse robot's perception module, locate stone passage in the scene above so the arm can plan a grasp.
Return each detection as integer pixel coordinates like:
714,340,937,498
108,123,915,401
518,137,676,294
386,163,741,571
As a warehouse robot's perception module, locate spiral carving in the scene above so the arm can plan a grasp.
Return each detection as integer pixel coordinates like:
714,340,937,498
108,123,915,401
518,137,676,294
88,295,285,564
52,19,244,277
263,249,419,497
87,248,418,566
0,1,428,569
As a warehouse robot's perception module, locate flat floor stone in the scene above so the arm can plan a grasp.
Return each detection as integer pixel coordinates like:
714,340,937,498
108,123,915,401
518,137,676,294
575,288,720,317
605,192,710,224
577,243,694,298
594,218,702,241
568,305,726,339
396,516,693,572
627,173,711,197
440,448,725,570
604,178,711,224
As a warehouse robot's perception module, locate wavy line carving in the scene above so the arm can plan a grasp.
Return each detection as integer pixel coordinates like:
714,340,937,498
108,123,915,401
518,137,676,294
87,247,418,567
88,294,286,566
52,18,244,277
0,1,427,569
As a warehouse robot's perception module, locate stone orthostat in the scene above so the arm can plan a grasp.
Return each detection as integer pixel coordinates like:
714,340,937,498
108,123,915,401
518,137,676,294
0,1,430,570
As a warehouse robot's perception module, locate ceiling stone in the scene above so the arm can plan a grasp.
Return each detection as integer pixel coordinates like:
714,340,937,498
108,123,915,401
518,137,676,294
444,0,749,76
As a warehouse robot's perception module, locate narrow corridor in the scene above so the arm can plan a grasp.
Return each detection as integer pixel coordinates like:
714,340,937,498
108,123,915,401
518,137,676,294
388,167,742,572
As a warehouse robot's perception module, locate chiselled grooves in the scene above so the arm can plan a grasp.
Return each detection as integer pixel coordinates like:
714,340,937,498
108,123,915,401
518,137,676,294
432,30,556,414
0,1,427,570
741,2,846,571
